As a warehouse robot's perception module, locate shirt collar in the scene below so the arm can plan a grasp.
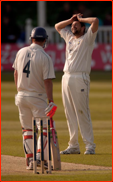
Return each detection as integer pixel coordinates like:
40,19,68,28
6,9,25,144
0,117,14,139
30,43,44,50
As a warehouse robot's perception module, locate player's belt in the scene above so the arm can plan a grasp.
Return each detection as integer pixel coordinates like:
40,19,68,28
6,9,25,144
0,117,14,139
64,72,90,81
18,91,47,98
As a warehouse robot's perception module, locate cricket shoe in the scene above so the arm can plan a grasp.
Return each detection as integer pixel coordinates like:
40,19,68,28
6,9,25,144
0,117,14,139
84,149,95,155
26,160,33,170
37,160,53,170
60,147,80,154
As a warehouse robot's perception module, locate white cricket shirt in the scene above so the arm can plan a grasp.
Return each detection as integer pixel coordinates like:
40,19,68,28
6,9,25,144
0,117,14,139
12,43,55,94
60,26,97,74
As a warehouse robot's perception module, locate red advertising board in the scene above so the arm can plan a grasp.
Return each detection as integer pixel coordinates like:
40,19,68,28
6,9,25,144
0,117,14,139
1,43,112,71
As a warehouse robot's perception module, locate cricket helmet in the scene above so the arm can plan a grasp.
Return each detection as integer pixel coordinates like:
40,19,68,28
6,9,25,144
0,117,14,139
30,27,48,40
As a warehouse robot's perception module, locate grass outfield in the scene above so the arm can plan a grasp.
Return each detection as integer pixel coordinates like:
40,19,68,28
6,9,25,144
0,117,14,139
1,71,112,181
1,171,112,181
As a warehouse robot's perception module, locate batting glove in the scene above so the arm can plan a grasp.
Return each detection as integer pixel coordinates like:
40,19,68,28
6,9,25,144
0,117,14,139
45,102,57,118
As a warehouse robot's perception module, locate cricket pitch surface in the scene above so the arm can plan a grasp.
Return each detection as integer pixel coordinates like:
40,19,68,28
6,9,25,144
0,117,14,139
1,155,112,175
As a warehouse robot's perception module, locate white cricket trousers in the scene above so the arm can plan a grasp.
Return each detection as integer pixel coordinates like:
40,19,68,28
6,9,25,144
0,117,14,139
15,91,48,161
62,72,96,150
16,92,48,129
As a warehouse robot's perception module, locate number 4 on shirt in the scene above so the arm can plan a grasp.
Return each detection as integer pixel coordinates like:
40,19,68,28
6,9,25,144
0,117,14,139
23,60,30,77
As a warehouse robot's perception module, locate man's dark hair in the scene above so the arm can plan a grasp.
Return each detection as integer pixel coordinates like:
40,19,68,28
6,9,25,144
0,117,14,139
80,21,86,34
80,21,85,27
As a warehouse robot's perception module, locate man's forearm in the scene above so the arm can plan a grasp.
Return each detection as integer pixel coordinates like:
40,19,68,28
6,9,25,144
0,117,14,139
44,79,53,102
78,16,98,25
14,70,18,89
55,19,72,32
77,14,99,33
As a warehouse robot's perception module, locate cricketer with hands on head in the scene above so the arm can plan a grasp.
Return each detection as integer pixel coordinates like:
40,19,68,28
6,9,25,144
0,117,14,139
55,13,99,155
13,27,57,170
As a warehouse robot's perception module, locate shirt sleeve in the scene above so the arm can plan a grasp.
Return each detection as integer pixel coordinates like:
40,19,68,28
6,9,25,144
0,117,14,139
60,28,72,43
42,54,55,80
12,51,19,70
84,26,98,45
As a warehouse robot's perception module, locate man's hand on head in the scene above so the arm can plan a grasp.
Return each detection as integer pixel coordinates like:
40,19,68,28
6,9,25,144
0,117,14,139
77,13,83,22
70,13,83,23
70,14,78,23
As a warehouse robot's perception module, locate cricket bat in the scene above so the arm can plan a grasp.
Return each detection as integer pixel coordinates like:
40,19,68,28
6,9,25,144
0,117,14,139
50,118,61,170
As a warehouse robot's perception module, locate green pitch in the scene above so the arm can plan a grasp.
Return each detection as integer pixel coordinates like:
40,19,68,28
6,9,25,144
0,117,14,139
1,71,112,181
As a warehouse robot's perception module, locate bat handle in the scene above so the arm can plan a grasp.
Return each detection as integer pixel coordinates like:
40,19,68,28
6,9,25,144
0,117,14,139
50,117,54,128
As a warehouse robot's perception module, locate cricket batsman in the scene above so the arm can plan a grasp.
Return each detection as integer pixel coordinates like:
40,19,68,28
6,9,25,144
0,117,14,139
12,27,57,170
